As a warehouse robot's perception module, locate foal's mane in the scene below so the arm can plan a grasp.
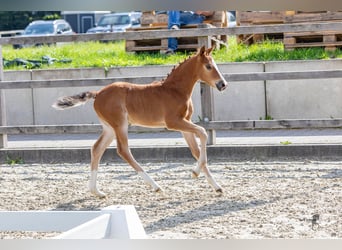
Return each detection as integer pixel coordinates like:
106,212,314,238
161,53,196,83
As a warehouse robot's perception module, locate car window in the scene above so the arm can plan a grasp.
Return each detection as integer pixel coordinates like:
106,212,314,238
57,24,65,33
98,15,131,26
122,16,130,24
65,24,71,31
24,24,54,35
58,23,72,33
131,13,141,25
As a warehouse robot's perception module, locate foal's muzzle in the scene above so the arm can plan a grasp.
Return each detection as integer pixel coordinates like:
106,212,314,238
216,80,228,91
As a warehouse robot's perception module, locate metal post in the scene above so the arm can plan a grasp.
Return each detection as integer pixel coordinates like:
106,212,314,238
0,45,8,148
198,30,216,145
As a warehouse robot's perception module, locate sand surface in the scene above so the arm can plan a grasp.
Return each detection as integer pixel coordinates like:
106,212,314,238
0,160,341,239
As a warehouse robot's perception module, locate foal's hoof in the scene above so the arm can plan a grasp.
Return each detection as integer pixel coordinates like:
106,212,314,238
90,189,106,198
154,186,163,193
191,170,199,179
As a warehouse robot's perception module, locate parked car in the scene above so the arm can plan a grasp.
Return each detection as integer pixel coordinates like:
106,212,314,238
86,12,141,33
13,19,74,49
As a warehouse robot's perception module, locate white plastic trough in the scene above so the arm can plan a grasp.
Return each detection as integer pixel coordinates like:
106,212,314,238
0,205,146,239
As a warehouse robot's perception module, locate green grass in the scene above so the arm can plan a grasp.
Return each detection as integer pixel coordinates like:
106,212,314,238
2,38,342,70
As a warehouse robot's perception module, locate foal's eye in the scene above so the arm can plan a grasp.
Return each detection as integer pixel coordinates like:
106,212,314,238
205,64,212,70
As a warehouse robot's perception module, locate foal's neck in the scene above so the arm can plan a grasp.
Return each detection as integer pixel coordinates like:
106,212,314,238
162,56,199,97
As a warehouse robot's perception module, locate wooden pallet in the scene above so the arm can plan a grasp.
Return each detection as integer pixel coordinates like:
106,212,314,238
236,11,287,44
126,25,211,53
125,11,227,53
237,11,342,49
283,11,342,50
284,31,342,51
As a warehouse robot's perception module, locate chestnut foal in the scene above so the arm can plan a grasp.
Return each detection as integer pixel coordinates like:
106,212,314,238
53,46,228,197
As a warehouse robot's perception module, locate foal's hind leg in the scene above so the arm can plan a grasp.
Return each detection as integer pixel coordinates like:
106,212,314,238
114,124,162,192
89,122,115,197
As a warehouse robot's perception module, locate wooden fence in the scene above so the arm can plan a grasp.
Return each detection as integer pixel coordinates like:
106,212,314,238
1,22,342,147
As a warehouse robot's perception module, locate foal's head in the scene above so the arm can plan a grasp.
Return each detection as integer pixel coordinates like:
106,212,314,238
195,46,228,91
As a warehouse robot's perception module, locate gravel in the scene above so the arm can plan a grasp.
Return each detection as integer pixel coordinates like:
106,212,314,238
0,160,341,239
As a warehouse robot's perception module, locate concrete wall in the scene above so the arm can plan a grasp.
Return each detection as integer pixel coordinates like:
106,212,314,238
213,63,265,120
3,60,342,126
4,71,34,125
265,60,342,119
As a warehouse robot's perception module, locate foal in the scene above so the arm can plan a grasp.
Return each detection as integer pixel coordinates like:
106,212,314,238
53,46,228,197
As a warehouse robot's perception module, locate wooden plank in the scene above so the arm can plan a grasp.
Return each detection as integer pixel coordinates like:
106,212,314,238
127,26,167,31
238,11,286,25
285,12,342,23
284,31,342,37
140,12,168,26
0,45,8,148
285,42,342,48
129,43,200,52
1,22,342,45
225,70,342,81
0,70,341,90
198,35,216,145
126,45,165,52
0,76,163,89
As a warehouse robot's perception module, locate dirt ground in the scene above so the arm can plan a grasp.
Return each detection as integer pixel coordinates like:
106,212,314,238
0,159,341,239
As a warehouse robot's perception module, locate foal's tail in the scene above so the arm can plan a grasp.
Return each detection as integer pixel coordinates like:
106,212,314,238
52,91,97,110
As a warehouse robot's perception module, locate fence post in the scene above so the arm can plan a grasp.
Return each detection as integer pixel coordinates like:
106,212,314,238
0,45,8,148
198,28,216,145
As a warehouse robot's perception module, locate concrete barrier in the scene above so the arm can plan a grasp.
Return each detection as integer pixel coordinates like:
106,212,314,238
213,62,265,120
265,59,342,119
0,205,146,239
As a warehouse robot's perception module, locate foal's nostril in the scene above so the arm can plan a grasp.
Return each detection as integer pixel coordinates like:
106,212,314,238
216,80,228,91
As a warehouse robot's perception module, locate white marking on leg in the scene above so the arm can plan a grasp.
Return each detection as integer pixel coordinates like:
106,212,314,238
89,170,106,198
138,171,162,192
205,175,223,192
192,163,201,178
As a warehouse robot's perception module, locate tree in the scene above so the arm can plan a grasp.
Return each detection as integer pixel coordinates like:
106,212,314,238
0,11,61,31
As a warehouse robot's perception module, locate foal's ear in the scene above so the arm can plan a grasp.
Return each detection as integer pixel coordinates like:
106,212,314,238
206,46,215,55
199,46,206,55
198,46,215,56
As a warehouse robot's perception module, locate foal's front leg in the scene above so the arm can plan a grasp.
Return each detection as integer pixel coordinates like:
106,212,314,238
172,121,222,192
195,126,223,193
182,131,202,178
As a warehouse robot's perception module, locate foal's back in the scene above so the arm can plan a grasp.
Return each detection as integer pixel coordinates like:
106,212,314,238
93,80,186,128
